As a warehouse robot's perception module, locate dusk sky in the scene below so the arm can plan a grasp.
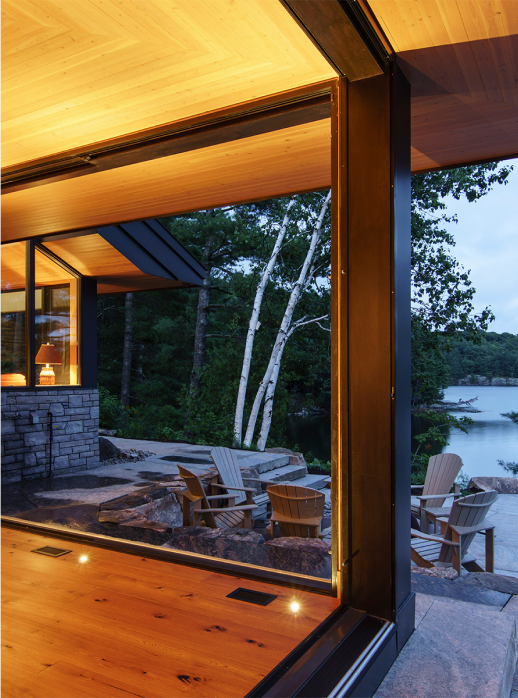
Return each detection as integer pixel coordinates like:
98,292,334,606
442,158,518,335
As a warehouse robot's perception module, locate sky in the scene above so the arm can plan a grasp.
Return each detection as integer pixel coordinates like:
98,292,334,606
441,158,518,335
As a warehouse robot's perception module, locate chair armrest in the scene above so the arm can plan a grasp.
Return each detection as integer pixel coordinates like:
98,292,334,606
449,521,495,535
210,483,255,493
410,485,424,492
205,494,237,501
208,504,258,513
410,528,459,546
416,493,456,502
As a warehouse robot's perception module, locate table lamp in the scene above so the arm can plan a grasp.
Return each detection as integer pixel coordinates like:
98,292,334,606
35,343,62,385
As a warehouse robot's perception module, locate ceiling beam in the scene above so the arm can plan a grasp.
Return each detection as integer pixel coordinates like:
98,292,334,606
281,0,388,81
2,83,333,195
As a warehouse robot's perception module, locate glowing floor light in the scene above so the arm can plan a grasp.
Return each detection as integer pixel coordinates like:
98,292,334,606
79,555,88,564
290,601,300,614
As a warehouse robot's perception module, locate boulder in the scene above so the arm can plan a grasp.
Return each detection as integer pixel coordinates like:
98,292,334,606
99,485,171,511
468,477,518,494
164,527,267,565
97,485,183,532
164,528,332,578
99,436,120,461
264,537,331,578
411,565,458,580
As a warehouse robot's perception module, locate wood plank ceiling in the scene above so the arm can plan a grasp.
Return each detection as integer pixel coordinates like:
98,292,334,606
1,120,331,241
369,0,518,171
1,0,334,168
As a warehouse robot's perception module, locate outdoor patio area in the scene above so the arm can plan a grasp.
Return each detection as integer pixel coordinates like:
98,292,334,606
1,438,333,580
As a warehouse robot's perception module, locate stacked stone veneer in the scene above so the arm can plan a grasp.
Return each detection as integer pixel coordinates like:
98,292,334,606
1,388,99,483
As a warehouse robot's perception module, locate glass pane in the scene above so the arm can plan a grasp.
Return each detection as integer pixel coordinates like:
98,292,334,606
1,242,27,386
35,249,79,386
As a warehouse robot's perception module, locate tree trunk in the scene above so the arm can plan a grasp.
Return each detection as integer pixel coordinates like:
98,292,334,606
233,198,295,446
189,272,211,395
256,339,287,451
120,292,133,408
184,236,212,438
243,191,331,448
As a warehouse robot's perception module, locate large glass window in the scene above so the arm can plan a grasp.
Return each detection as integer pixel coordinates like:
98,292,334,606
35,248,79,386
1,242,27,386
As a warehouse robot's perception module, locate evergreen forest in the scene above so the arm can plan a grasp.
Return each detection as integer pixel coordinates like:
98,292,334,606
97,162,513,451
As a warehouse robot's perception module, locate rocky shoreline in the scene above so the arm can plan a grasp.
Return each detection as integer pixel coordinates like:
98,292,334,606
450,375,518,387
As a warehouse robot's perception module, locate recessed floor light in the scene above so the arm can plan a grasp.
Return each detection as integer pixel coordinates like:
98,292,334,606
226,588,277,606
31,546,71,557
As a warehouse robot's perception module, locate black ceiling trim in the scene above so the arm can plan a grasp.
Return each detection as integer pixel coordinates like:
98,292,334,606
98,218,206,287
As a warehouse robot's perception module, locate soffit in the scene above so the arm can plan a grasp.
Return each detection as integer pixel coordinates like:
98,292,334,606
1,0,335,169
43,234,193,295
1,119,331,241
369,0,518,170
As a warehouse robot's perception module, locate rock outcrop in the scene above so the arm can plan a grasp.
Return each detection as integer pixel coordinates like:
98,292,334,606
98,483,184,531
164,527,331,578
468,477,518,494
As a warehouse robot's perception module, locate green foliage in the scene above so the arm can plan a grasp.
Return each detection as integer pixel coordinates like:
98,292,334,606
502,411,518,424
410,163,512,405
305,454,331,474
497,459,518,476
411,409,473,483
98,386,125,430
445,332,518,382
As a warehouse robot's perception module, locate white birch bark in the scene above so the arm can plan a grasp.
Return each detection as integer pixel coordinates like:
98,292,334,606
233,198,295,446
243,190,331,448
256,314,329,450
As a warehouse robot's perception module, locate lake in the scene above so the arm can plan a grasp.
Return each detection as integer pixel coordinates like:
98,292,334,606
287,386,518,480
440,386,518,480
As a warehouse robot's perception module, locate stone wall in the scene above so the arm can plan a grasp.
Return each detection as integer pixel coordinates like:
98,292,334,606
1,388,99,483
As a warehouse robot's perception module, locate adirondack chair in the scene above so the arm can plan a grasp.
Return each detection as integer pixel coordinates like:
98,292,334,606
266,484,325,539
178,465,258,529
411,490,497,575
411,453,463,532
210,447,275,517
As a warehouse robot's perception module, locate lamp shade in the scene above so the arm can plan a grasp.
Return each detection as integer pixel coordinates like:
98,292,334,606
35,343,62,365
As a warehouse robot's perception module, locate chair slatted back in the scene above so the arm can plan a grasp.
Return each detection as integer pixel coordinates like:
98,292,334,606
178,464,216,528
211,447,246,504
438,490,498,564
423,453,463,508
267,484,325,538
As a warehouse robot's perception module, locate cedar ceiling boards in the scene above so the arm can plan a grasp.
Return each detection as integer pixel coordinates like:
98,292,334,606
1,120,332,241
369,0,518,171
1,0,335,169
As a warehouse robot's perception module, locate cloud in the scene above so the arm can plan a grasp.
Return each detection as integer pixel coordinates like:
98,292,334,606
442,159,518,334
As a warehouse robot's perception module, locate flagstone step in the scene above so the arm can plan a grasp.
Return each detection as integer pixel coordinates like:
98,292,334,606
258,463,307,483
238,452,291,473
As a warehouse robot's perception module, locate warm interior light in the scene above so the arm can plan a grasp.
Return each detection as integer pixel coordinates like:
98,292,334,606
290,601,300,613
79,555,88,563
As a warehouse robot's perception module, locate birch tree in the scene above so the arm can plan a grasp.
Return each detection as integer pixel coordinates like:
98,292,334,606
243,190,331,449
233,198,295,446
256,314,329,450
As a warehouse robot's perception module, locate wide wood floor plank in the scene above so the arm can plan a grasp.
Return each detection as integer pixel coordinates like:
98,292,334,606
1,526,338,698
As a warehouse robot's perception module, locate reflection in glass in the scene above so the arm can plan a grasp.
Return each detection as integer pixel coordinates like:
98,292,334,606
1,242,27,386
35,249,79,386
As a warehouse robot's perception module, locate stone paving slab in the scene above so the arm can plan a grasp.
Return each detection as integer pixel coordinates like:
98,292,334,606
468,495,518,578
375,594,518,698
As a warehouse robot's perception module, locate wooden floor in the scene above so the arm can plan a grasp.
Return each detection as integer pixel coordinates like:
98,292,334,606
1,527,339,698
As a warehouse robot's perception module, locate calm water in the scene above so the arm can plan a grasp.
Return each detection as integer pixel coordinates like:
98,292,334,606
441,386,518,479
287,386,518,479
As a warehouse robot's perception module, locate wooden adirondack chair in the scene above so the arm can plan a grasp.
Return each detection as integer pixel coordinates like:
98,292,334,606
210,446,274,516
411,490,497,575
266,484,325,539
178,465,257,529
411,453,463,531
